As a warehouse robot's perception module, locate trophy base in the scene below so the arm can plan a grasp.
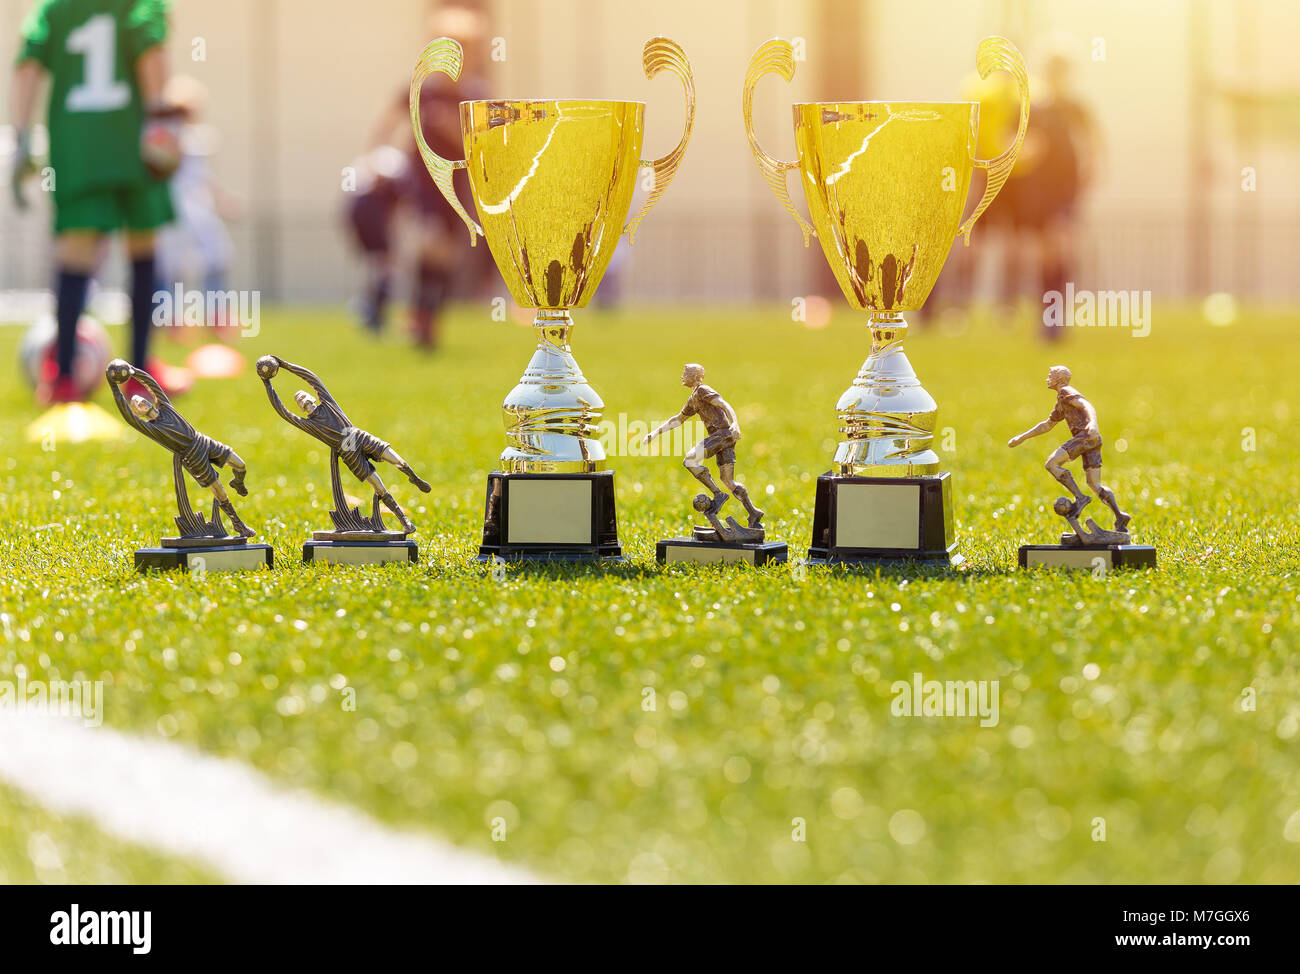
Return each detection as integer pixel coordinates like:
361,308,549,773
477,471,623,563
303,540,418,565
656,537,788,566
1018,544,1157,571
806,471,958,565
136,542,274,574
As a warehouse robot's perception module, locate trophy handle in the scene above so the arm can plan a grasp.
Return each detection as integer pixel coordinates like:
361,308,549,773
624,37,695,245
410,37,484,246
956,35,1030,246
743,38,815,247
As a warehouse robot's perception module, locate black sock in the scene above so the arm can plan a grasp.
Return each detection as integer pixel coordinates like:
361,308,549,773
131,255,158,368
414,261,446,315
366,271,392,329
55,269,92,377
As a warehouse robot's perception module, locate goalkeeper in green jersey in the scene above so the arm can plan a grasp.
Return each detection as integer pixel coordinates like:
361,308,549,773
10,0,182,404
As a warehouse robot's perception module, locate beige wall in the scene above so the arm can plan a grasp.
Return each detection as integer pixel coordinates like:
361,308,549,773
3,0,1298,301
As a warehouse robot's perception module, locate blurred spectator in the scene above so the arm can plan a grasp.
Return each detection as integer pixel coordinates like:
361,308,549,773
1015,48,1101,341
345,2,491,349
156,75,241,328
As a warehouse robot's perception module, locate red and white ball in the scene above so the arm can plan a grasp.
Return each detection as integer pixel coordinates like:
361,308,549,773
18,313,113,397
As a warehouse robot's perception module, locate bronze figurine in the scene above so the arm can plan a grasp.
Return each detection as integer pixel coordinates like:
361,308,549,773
644,363,767,545
1009,364,1133,547
257,355,430,537
107,358,255,540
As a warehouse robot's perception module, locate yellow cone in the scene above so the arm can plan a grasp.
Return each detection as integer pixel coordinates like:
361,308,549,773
25,402,125,444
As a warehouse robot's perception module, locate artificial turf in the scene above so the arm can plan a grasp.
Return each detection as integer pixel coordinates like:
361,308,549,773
0,302,1297,883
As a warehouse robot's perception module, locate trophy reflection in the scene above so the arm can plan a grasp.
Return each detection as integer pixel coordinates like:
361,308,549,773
743,36,1029,564
411,36,694,562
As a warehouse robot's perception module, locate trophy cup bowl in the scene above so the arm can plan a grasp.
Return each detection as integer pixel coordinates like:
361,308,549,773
744,36,1028,563
412,36,694,560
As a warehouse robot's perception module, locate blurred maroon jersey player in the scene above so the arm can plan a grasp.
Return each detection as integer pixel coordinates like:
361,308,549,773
348,4,489,348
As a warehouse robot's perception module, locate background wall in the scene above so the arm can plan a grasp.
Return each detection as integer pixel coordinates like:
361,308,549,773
2,0,1298,303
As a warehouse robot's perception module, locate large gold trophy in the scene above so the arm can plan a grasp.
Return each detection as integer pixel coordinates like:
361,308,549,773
411,36,694,561
743,36,1028,564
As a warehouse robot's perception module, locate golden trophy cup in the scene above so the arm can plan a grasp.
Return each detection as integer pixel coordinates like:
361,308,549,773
743,35,1028,564
411,36,694,562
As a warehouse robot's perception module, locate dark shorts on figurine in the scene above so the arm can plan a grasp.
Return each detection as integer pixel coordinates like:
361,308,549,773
1062,431,1103,469
338,427,391,481
180,434,234,488
700,428,739,466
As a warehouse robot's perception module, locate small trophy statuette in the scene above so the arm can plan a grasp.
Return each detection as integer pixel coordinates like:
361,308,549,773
107,359,272,573
1009,365,1156,570
258,355,430,565
645,364,787,565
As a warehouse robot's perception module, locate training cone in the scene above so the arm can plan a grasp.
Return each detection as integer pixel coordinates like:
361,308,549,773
186,343,246,379
25,402,124,444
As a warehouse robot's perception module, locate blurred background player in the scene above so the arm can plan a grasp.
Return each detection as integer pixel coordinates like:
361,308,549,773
156,74,240,334
9,0,186,405
1014,47,1101,342
347,2,490,349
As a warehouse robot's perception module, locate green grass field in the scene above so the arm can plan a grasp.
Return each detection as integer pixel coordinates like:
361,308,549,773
1,302,1297,883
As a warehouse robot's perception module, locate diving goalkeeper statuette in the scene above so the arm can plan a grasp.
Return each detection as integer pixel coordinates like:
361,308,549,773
257,355,430,565
107,358,272,573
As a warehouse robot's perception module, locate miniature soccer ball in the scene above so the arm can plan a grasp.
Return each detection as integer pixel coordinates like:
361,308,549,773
1053,496,1073,517
256,355,280,380
105,359,132,385
692,493,712,514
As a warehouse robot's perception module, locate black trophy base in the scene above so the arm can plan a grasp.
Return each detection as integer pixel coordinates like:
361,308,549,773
135,542,273,574
806,471,958,565
656,537,788,566
1018,544,1157,571
477,470,623,563
303,540,418,565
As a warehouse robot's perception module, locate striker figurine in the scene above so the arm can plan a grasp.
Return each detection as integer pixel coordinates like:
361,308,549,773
643,363,764,533
1008,365,1154,569
1008,364,1130,536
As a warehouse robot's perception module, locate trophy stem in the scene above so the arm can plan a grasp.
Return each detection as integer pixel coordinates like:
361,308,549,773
832,311,941,477
499,310,607,474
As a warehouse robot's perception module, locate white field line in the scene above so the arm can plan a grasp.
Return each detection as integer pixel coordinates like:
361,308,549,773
0,710,541,884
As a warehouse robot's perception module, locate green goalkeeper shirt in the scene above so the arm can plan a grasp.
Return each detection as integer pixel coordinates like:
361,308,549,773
16,0,169,198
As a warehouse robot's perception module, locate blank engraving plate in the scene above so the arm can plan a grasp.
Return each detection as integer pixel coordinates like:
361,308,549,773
184,548,269,572
835,483,921,550
507,480,593,545
1025,548,1112,570
664,545,756,565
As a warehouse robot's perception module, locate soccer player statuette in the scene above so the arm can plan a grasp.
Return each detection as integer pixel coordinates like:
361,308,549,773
1008,365,1156,570
107,359,272,573
644,364,787,565
257,355,430,565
